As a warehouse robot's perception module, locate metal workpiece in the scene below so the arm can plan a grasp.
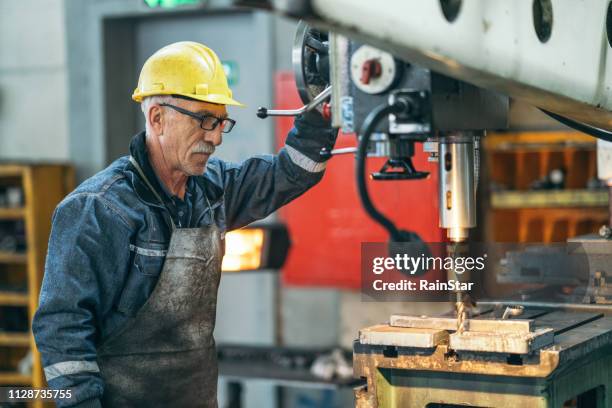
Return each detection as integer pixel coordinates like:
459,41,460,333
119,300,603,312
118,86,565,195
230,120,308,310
354,311,612,407
438,134,476,242
359,325,448,349
390,315,534,333
449,328,555,354
388,314,554,355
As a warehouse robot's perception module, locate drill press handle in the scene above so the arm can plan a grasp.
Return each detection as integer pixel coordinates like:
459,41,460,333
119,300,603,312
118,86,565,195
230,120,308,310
256,86,331,119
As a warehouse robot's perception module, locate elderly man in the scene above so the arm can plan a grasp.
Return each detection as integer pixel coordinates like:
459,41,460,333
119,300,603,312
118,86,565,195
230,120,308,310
33,41,337,407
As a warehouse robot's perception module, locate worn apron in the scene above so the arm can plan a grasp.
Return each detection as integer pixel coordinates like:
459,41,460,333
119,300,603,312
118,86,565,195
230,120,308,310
97,156,222,407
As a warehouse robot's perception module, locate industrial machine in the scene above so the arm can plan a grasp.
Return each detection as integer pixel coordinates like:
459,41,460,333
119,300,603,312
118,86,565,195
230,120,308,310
240,1,612,406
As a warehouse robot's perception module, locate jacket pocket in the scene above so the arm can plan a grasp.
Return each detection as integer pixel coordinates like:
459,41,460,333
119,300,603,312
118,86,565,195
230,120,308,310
117,242,167,316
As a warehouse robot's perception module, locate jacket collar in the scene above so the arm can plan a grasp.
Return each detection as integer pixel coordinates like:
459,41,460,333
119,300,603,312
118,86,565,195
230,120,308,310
125,131,224,209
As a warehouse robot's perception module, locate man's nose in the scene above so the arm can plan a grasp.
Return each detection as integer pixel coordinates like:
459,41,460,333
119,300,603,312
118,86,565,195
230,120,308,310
204,128,223,146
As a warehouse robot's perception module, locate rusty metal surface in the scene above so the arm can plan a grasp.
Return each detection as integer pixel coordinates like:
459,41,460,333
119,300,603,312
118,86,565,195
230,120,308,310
352,340,561,407
373,369,550,408
354,384,375,408
354,341,559,379
354,339,612,408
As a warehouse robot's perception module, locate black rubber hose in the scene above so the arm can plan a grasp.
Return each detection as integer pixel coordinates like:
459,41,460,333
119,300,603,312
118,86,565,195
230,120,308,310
539,109,612,142
356,101,407,242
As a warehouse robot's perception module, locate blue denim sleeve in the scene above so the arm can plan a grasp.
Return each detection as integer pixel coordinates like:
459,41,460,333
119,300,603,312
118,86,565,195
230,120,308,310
221,111,338,230
32,193,132,407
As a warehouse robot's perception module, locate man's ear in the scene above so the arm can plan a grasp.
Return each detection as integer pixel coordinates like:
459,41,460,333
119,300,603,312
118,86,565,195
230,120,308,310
148,105,164,135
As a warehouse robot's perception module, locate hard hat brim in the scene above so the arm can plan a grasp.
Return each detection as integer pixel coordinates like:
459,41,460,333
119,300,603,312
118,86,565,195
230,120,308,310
133,91,245,107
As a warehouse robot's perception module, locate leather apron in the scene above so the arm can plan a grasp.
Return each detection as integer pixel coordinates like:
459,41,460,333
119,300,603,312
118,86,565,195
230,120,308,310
97,156,222,407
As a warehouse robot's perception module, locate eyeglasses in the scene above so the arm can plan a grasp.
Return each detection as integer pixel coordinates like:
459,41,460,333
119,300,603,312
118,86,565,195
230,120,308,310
159,103,236,133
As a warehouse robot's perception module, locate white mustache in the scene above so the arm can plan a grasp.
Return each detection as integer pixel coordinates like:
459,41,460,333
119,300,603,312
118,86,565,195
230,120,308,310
191,142,215,155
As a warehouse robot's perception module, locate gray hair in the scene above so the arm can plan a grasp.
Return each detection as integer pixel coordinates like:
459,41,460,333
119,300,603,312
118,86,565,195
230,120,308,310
141,95,176,134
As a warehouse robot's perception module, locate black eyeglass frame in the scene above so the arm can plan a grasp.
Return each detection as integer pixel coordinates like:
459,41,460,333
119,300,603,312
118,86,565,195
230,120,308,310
159,103,236,133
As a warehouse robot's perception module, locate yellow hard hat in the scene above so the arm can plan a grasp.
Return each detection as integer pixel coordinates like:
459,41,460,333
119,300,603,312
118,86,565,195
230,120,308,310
132,41,244,107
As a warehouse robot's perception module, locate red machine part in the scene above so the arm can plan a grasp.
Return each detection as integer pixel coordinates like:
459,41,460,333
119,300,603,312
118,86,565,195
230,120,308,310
360,58,382,85
274,72,445,289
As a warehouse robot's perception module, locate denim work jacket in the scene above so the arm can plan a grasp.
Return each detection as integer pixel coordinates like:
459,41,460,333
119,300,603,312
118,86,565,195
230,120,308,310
32,113,337,407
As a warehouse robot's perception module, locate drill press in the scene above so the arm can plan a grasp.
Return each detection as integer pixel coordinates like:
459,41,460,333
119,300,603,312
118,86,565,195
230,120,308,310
327,35,505,324
256,21,504,324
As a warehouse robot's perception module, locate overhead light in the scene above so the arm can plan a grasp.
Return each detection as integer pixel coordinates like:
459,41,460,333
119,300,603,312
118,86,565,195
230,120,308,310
221,224,290,272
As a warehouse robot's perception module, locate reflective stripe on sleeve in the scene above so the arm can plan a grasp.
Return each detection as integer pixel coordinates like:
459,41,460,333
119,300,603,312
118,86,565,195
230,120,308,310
285,145,327,173
44,360,100,381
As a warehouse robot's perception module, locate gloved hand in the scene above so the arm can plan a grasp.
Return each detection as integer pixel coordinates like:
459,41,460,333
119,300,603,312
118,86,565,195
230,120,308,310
287,110,338,163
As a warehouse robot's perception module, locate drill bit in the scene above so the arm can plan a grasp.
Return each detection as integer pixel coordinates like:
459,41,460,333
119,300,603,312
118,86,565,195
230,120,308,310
456,292,467,333
448,242,472,334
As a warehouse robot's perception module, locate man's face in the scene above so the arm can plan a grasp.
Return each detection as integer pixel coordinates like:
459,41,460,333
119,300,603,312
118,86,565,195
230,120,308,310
160,98,227,176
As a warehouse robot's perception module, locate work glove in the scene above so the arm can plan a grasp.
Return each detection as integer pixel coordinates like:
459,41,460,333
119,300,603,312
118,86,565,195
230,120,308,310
287,109,339,163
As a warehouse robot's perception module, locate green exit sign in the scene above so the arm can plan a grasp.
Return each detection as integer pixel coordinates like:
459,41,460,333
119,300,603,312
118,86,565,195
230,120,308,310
144,0,202,8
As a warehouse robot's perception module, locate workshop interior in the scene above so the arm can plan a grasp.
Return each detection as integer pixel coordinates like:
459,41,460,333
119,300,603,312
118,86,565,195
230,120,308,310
1,0,612,406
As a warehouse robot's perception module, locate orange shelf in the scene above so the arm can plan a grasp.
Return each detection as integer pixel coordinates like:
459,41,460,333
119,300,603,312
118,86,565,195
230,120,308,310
0,332,30,347
0,208,25,220
0,371,31,385
0,252,27,264
485,131,596,151
0,166,25,178
491,189,608,209
0,292,28,306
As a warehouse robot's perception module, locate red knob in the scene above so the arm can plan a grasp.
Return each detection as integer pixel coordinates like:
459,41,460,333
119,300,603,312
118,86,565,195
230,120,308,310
360,58,382,85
